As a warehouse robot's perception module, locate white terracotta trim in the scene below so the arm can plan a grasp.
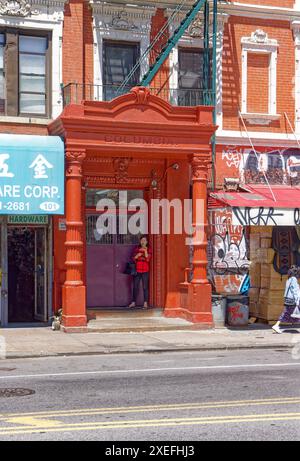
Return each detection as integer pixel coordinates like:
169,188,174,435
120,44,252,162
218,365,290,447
241,30,278,119
292,21,300,134
93,5,155,101
216,130,300,148
0,7,65,119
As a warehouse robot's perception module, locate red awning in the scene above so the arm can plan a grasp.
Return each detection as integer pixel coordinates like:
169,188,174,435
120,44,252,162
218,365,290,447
210,185,300,209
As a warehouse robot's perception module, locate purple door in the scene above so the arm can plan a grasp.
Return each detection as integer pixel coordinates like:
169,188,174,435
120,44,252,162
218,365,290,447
87,244,114,307
86,192,145,307
87,240,137,307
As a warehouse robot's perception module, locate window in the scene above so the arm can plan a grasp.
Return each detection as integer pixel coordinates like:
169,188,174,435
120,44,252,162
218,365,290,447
103,41,139,101
178,48,212,106
0,30,51,117
19,36,47,115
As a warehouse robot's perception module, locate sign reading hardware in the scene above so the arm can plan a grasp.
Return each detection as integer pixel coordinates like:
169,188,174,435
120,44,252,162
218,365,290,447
0,134,64,215
8,215,49,225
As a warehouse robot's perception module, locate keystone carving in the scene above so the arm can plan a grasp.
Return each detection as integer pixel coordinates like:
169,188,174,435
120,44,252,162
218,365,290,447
130,86,151,105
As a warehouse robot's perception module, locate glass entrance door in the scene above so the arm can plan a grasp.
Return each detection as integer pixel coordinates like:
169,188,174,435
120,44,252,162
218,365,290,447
34,227,47,321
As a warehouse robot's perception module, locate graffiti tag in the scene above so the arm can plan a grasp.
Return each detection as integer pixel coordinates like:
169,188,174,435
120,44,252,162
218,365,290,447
232,207,300,226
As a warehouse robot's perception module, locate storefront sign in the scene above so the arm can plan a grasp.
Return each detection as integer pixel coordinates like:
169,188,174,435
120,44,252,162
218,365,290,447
8,215,49,225
0,134,64,215
232,207,300,227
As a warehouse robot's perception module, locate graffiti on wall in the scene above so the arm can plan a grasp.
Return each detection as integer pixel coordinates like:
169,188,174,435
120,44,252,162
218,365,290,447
210,209,250,276
232,207,300,227
220,147,300,185
213,274,248,294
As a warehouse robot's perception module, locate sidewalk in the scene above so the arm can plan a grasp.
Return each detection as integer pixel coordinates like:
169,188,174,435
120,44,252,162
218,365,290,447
1,324,300,359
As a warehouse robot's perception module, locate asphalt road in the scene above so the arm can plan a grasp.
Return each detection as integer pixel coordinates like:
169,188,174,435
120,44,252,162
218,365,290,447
0,349,299,441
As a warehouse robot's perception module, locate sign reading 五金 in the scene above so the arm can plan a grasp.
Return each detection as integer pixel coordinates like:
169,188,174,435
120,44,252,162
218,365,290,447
0,134,64,215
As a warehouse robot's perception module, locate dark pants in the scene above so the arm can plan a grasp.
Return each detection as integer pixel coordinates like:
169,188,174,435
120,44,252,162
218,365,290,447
133,272,149,304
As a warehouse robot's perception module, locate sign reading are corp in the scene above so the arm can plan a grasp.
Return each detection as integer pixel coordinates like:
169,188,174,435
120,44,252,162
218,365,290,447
0,134,64,215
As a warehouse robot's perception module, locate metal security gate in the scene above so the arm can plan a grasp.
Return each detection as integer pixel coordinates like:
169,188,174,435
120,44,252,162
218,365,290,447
0,218,52,326
86,214,142,307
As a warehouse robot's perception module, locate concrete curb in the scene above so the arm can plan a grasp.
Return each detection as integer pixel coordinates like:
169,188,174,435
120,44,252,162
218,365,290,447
2,343,293,360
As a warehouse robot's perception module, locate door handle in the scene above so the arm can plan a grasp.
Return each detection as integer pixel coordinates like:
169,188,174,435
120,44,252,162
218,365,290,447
1,290,7,298
116,264,119,268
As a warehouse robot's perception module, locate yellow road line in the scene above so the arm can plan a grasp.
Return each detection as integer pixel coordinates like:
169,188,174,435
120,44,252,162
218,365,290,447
0,412,300,436
1,396,300,420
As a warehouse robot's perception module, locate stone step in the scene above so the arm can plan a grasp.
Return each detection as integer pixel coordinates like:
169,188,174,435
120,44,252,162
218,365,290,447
86,314,206,333
87,307,164,320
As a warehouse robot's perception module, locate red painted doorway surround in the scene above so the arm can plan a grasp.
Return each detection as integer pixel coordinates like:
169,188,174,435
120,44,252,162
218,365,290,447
49,87,217,331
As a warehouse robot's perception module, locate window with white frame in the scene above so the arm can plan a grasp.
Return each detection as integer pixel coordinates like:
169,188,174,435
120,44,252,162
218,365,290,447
241,29,280,125
0,29,51,117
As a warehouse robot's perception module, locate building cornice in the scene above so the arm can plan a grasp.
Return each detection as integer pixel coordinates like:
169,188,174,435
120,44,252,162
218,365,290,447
217,130,300,148
89,1,300,23
0,0,67,18
219,2,300,22
90,1,156,20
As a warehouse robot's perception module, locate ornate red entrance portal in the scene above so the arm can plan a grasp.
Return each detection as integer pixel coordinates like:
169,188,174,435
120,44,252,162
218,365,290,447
49,87,216,331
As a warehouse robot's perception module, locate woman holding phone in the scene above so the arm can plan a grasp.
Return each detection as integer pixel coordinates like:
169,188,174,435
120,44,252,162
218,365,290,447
129,236,151,309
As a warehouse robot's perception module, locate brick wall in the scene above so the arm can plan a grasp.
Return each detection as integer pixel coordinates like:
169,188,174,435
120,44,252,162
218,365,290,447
247,53,270,114
149,8,169,99
222,16,295,133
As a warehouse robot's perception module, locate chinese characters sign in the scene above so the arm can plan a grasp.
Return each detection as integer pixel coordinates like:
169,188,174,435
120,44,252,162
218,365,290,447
0,134,64,215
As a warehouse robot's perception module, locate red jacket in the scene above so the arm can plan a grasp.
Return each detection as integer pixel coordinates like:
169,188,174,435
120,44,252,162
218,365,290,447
133,246,151,273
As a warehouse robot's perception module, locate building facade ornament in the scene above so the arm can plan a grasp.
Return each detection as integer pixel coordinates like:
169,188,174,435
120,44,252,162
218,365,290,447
242,29,278,48
0,0,31,16
113,157,131,183
107,10,138,31
131,86,151,104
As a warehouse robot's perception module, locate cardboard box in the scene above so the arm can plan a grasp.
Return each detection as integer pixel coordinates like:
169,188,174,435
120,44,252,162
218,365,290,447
260,263,282,279
249,300,259,316
261,237,272,249
256,301,283,321
250,226,273,237
250,235,261,257
261,275,287,291
249,263,261,287
259,288,284,304
256,249,275,264
249,287,260,302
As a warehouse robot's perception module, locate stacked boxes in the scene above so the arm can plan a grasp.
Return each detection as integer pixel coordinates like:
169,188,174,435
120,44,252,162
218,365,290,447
249,227,285,321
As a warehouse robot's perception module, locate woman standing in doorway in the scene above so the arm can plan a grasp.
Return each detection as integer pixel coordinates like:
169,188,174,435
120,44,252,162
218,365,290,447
129,236,151,309
272,265,300,334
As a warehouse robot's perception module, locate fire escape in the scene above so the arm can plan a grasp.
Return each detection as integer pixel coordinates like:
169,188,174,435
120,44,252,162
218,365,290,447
62,0,220,184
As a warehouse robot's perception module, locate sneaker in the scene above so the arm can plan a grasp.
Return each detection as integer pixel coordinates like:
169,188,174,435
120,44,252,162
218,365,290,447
272,325,282,334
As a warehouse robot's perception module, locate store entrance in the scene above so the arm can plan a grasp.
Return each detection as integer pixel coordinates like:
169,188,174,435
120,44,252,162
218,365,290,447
8,227,47,323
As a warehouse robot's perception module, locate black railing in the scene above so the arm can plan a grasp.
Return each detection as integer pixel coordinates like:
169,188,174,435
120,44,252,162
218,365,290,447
62,83,215,108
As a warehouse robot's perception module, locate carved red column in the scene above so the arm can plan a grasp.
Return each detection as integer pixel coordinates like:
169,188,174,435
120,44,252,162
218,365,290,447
186,154,213,325
191,154,210,284
62,150,87,331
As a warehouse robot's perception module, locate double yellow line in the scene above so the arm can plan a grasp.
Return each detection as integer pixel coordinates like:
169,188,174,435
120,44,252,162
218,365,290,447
1,396,300,420
1,412,300,436
0,397,300,436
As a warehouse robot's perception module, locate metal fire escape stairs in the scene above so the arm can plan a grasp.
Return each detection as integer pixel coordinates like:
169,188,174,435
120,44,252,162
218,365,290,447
117,0,219,188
